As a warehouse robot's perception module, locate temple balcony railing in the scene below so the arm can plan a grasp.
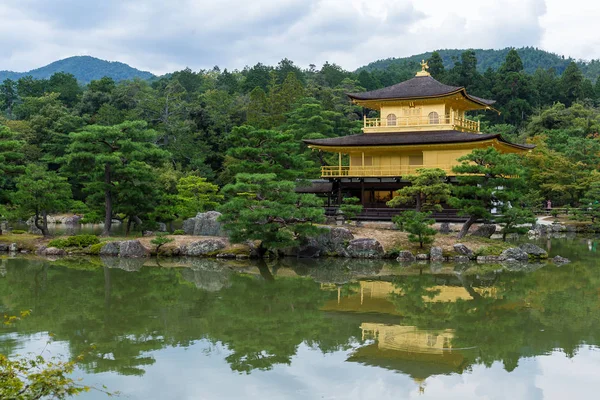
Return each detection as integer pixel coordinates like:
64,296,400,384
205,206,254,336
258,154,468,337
321,165,456,178
363,114,480,133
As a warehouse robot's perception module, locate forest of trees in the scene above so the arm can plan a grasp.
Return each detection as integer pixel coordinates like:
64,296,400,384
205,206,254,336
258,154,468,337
0,48,599,236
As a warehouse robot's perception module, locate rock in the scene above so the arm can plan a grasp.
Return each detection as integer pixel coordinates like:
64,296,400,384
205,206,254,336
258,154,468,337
453,243,474,257
416,253,429,261
0,243,8,252
61,215,82,225
9,243,18,252
438,222,450,234
216,253,237,259
552,255,571,265
454,255,471,263
476,255,507,263
44,247,66,256
519,243,548,258
180,238,227,256
157,222,167,232
142,231,154,237
396,250,416,262
346,238,385,259
99,241,120,256
470,224,497,238
182,211,225,236
500,247,529,262
296,238,321,258
317,227,354,256
430,246,443,262
119,240,149,258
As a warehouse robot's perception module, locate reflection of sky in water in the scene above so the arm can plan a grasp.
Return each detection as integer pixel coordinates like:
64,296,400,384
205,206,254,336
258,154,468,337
6,334,600,400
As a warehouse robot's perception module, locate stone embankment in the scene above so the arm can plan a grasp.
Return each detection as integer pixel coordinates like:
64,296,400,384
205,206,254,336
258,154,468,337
0,211,572,264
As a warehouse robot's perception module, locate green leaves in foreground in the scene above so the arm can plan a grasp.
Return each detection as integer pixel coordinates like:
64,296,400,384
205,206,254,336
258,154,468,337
219,173,325,255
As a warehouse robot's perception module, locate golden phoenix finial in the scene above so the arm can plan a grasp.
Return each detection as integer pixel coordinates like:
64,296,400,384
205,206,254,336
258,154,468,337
416,60,430,76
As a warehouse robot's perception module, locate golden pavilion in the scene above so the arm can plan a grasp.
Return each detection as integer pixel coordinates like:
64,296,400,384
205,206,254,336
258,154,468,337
303,61,533,219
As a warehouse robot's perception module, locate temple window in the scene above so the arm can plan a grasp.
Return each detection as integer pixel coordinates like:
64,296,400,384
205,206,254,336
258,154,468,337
429,111,440,124
386,113,397,126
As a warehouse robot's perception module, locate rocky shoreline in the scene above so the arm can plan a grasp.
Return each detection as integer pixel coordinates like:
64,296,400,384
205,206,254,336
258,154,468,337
0,212,576,266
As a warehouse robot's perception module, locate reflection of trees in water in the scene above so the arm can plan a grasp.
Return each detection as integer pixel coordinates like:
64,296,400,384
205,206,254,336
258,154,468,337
0,258,362,376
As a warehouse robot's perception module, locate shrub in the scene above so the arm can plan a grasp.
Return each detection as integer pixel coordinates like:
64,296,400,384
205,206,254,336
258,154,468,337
11,230,27,235
47,238,69,248
88,243,106,255
151,233,174,253
48,235,100,249
173,229,185,235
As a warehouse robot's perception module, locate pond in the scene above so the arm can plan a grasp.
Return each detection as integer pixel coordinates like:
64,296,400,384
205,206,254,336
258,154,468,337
1,236,600,399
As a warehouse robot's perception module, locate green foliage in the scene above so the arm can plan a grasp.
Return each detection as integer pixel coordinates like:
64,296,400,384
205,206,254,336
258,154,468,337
450,148,528,238
88,242,105,255
387,168,450,212
339,197,363,221
175,175,222,219
12,164,72,236
11,229,26,235
172,229,185,235
392,211,437,248
150,232,174,253
48,235,100,249
495,206,536,241
219,173,325,256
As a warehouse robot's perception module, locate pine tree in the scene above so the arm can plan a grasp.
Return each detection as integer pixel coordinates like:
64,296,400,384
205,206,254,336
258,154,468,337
64,121,169,235
427,51,445,79
386,168,451,212
450,148,527,238
560,62,584,106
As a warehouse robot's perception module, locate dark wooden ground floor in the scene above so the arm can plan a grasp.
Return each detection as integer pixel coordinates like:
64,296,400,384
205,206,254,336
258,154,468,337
298,178,467,222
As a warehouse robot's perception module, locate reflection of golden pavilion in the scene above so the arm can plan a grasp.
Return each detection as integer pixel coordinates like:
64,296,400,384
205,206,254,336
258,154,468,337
322,281,495,314
361,323,454,353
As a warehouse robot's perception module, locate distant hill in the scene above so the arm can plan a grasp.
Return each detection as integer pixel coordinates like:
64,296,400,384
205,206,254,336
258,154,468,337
358,47,600,82
0,56,155,84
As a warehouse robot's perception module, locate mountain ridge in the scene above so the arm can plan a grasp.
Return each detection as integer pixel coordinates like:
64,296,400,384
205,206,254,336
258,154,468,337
0,55,155,84
357,47,600,82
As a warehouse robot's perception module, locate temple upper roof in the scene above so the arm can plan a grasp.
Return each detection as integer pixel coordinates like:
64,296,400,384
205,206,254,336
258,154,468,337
347,75,496,108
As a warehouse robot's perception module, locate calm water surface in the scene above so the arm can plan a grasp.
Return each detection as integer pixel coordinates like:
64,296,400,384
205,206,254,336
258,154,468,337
1,236,600,399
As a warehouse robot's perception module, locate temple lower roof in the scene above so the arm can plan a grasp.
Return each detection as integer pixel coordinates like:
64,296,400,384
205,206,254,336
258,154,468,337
303,130,534,150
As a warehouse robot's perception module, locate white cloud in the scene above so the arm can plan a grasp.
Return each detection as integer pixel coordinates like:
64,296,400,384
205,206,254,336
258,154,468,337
0,0,597,75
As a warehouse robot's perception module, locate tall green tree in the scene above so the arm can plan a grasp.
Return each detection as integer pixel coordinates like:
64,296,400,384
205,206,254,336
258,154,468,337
219,173,325,257
221,125,313,183
386,168,451,212
427,51,445,79
0,79,18,117
560,62,584,106
64,121,168,235
450,148,527,238
13,164,72,237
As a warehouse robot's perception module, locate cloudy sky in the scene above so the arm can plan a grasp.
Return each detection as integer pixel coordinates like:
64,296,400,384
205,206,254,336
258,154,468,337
1,0,599,74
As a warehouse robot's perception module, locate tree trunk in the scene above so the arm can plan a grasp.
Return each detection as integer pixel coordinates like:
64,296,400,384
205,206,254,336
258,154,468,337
102,164,112,236
34,210,50,237
416,195,422,212
257,260,275,282
126,216,132,236
457,215,477,239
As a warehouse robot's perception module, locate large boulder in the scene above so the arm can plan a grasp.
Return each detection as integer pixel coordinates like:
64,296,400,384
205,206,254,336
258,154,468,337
500,247,529,262
180,238,227,256
0,243,8,252
430,246,443,262
397,250,416,263
60,215,82,225
346,238,384,259
119,240,149,258
470,224,497,238
519,243,548,258
9,243,18,252
44,247,66,256
99,241,120,256
314,227,354,257
182,211,225,236
453,243,474,257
